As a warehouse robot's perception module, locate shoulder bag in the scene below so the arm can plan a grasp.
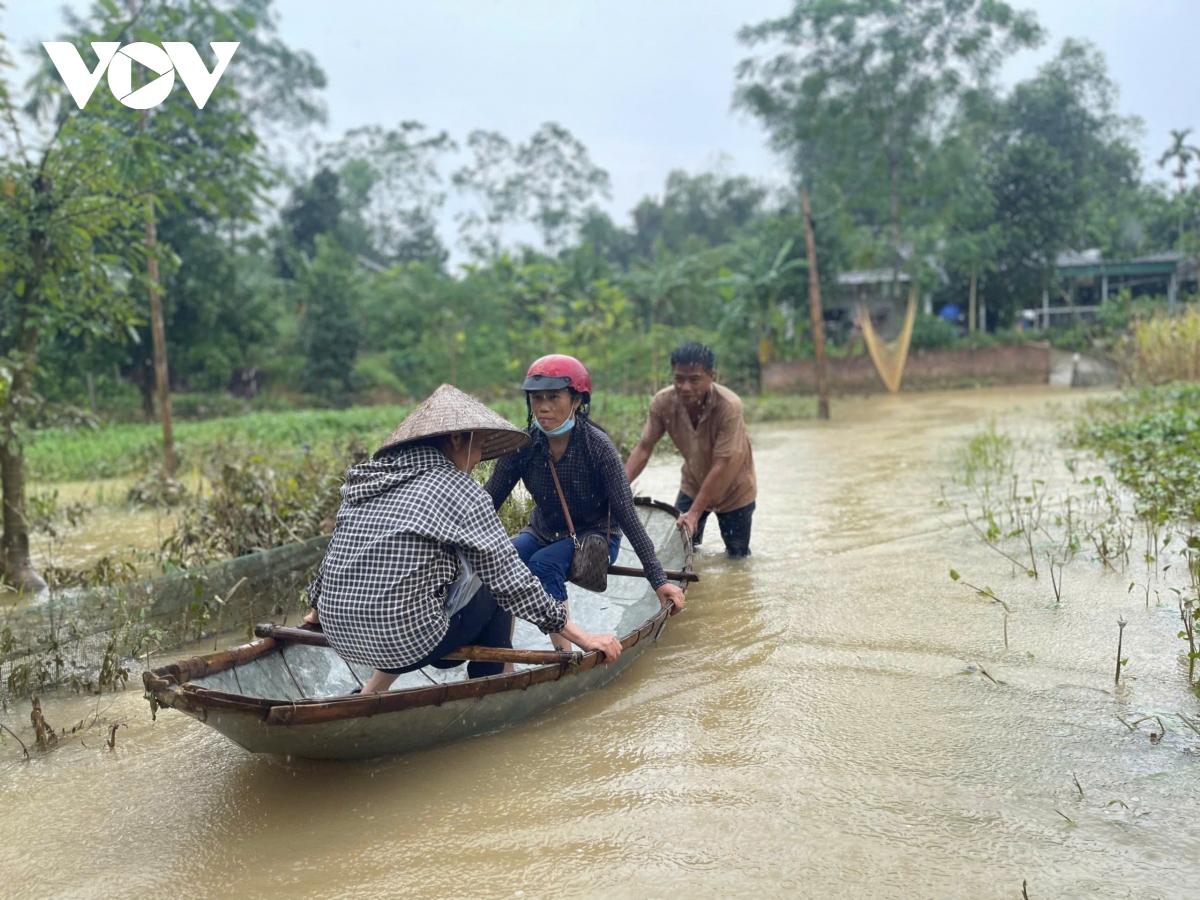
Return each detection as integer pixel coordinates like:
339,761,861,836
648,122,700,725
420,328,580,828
546,457,610,593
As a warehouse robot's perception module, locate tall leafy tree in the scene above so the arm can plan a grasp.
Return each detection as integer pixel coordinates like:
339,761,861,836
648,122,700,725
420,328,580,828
277,166,341,278
299,235,362,397
735,0,1042,251
1002,39,1142,256
632,168,768,256
985,134,1076,323
1,7,154,590
453,129,525,259
1157,128,1200,246
516,122,611,254
922,122,1000,329
3,0,324,587
454,123,610,257
323,121,455,268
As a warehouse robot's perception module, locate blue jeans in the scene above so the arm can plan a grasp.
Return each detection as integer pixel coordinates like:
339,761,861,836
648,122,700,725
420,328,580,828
513,532,621,601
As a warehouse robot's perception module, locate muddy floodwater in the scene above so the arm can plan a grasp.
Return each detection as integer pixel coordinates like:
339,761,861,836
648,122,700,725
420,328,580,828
4,386,1200,898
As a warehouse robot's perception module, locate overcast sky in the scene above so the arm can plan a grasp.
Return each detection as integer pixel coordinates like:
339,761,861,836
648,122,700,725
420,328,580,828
6,1,1200,236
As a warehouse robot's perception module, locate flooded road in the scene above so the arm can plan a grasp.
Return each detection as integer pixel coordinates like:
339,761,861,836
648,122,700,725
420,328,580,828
4,386,1200,898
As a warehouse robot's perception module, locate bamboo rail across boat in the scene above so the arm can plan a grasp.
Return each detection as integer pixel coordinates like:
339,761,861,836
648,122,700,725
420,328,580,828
143,498,694,759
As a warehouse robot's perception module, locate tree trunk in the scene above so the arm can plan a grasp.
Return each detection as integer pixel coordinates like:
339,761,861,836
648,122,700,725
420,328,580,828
0,179,50,593
0,441,45,593
145,197,177,477
801,186,831,420
889,155,901,251
131,360,156,421
86,372,98,416
968,274,978,334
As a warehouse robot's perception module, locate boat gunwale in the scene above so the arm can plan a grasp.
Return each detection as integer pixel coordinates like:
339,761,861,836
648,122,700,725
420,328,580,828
143,498,689,727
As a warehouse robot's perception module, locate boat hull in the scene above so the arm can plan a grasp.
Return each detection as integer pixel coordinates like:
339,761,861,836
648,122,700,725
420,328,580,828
170,632,653,759
146,499,690,760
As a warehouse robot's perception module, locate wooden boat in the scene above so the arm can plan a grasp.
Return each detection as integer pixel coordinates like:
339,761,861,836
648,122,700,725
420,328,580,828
143,498,694,760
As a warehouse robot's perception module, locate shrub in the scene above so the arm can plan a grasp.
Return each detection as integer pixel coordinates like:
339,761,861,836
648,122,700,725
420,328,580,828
1133,305,1200,384
909,314,961,350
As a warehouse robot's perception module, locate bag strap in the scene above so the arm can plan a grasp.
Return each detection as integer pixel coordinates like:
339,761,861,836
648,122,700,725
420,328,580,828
546,458,576,538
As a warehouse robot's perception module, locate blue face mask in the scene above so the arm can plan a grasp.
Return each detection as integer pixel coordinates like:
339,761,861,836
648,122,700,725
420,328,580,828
535,415,575,437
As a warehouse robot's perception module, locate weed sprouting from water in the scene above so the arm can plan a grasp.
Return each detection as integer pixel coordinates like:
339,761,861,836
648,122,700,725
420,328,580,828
950,569,1009,648
954,419,1014,498
946,401,1200,690
1115,617,1129,686
0,721,29,759
1048,555,1064,603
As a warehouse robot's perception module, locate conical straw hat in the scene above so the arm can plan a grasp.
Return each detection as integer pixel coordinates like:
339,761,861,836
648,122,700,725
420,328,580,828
374,384,529,461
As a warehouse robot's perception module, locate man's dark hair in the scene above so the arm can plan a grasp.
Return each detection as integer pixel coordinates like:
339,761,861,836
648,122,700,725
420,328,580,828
670,342,716,373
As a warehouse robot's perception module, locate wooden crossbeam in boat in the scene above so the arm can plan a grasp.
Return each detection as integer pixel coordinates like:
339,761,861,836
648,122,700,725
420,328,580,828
253,624,585,666
608,564,699,583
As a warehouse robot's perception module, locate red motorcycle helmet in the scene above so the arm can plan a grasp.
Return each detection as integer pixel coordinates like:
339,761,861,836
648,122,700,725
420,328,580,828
522,354,592,402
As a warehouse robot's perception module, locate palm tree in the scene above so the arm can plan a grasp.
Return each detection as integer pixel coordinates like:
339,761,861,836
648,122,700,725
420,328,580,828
1157,128,1200,244
715,239,808,390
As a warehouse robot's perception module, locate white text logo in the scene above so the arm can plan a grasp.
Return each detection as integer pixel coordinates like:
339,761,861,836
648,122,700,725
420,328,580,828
42,41,240,110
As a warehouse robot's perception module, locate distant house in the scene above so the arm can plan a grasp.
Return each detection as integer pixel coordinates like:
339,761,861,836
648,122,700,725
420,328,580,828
1030,250,1195,327
831,267,926,338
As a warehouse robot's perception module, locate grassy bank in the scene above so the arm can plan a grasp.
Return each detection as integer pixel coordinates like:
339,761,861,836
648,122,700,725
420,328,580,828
1071,382,1200,526
26,393,816,483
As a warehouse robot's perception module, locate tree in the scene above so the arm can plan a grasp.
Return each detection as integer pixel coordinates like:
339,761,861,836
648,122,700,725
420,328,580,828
453,123,610,257
1,10,153,590
735,0,1042,251
1157,128,1200,246
516,122,611,254
985,134,1076,324
3,0,324,588
1002,39,1142,256
323,121,455,268
925,124,1000,331
577,206,634,269
453,130,525,259
277,166,342,278
630,167,768,256
625,252,706,330
716,238,808,388
299,236,362,397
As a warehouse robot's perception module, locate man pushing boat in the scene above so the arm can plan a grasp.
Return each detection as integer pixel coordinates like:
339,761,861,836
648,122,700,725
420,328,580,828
304,384,623,694
626,342,757,557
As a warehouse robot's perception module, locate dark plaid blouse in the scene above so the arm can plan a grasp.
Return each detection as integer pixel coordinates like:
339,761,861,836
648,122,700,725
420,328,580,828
308,445,567,669
484,419,669,590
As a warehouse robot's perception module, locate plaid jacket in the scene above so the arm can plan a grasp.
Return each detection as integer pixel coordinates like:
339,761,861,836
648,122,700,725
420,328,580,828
485,419,668,590
308,445,567,669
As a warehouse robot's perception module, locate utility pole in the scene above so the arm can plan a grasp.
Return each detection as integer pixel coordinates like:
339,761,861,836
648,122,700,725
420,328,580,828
801,186,831,420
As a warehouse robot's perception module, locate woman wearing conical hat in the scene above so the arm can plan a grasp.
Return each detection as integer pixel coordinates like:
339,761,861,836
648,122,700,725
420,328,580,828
305,384,622,694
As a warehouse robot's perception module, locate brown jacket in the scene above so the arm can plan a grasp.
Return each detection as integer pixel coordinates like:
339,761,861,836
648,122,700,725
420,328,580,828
641,383,756,513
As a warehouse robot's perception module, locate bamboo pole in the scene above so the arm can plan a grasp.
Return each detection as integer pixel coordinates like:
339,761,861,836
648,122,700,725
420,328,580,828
253,624,586,665
801,186,831,419
607,564,699,583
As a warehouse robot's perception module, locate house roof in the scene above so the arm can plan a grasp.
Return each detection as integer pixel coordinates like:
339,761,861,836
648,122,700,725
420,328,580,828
837,268,912,286
1056,250,1188,279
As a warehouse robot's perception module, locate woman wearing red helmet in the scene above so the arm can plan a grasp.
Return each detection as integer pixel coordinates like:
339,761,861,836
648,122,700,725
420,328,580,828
485,355,685,648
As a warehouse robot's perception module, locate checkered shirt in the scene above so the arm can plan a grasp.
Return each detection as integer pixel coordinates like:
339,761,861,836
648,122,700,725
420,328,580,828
308,444,567,669
484,419,669,591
